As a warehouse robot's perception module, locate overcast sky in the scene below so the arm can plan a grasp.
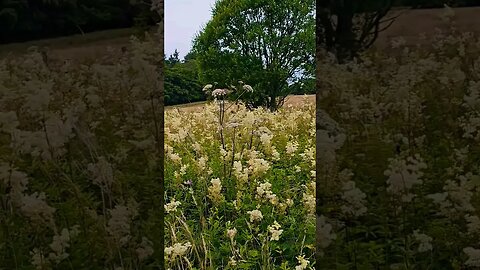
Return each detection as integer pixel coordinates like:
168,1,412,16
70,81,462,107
165,0,217,59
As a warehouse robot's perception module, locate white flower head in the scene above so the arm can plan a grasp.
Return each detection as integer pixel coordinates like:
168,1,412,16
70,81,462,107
247,209,263,223
295,255,309,270
212,88,227,98
164,199,181,213
464,247,480,267
243,84,254,92
202,84,213,92
412,230,433,252
268,221,283,241
227,227,237,239
164,242,192,261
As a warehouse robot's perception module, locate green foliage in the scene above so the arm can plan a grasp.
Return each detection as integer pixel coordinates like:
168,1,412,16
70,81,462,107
193,0,315,111
164,51,205,106
0,0,159,43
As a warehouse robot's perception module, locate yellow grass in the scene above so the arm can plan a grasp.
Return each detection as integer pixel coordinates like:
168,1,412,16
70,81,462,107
165,95,315,112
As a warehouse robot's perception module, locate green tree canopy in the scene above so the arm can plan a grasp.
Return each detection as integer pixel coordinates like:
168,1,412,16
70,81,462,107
193,0,315,111
165,51,204,106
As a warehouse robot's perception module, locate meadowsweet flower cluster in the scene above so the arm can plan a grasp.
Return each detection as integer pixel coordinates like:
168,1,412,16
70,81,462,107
164,242,192,261
267,221,283,241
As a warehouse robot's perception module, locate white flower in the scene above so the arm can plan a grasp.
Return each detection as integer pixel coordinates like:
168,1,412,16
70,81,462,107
227,121,241,128
247,209,263,222
212,88,227,97
384,155,427,198
256,182,272,197
303,193,315,214
243,84,254,92
285,141,298,155
286,199,293,206
412,230,433,252
197,156,207,170
317,215,336,249
30,248,45,269
136,237,154,261
208,178,223,203
202,84,213,92
169,153,182,164
20,192,56,226
210,178,221,187
164,199,181,213
248,158,270,176
106,203,138,247
164,242,192,261
48,226,80,264
295,255,309,270
227,228,237,239
340,181,367,217
260,133,273,146
267,221,283,241
271,147,280,160
228,256,237,266
464,247,480,267
465,215,480,235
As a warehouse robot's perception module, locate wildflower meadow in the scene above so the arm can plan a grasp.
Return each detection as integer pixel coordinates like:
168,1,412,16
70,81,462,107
316,9,480,269
0,31,316,269
164,87,316,269
0,35,164,269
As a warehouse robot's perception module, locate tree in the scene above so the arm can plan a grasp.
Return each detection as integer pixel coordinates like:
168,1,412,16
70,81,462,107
193,0,315,112
165,55,204,106
166,49,180,67
316,0,400,63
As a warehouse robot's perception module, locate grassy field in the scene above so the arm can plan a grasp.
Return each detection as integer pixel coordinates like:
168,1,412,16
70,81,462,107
166,94,316,112
0,28,152,63
375,6,480,48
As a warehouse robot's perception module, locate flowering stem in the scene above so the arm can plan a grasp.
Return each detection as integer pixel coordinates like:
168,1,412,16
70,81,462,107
225,88,249,112
218,98,227,177
229,127,237,179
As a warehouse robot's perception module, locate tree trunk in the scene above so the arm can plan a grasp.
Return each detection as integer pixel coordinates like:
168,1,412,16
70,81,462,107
317,0,395,64
334,1,356,63
317,2,335,53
